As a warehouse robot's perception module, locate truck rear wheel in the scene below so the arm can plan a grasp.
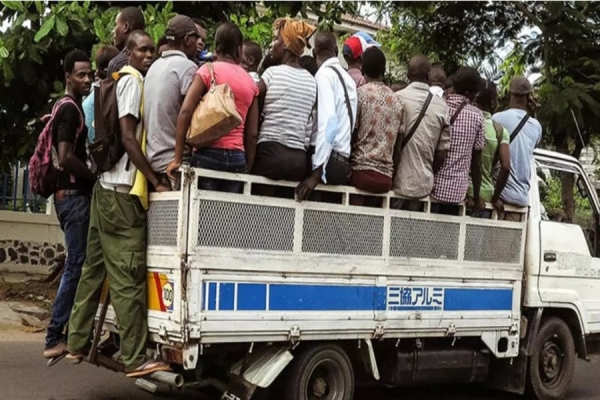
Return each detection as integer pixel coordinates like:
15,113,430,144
283,344,354,400
527,317,576,400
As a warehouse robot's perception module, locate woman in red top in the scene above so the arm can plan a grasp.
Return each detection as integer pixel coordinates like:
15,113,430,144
169,22,259,193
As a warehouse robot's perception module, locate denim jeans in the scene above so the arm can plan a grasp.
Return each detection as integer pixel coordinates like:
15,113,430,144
45,194,90,349
191,148,247,193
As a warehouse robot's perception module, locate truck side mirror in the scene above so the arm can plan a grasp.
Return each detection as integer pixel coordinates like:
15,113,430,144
576,176,589,199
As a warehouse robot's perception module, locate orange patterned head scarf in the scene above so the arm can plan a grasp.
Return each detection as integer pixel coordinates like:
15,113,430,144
272,17,317,57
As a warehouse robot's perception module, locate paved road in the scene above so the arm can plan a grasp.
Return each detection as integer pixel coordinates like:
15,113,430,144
1,333,599,400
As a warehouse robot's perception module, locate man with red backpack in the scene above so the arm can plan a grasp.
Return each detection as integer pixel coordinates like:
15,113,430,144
41,49,96,359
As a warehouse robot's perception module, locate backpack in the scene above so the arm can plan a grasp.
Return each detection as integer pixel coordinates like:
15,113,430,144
88,70,135,173
28,97,83,199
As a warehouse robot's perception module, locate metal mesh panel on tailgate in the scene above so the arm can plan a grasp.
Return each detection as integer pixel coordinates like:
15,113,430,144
197,200,294,251
302,210,384,256
147,200,179,246
464,224,522,264
390,218,459,259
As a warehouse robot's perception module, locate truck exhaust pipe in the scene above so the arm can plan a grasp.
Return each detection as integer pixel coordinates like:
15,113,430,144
147,371,184,388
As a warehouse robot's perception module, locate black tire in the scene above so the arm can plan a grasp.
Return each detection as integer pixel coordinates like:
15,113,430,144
282,343,354,400
527,317,576,400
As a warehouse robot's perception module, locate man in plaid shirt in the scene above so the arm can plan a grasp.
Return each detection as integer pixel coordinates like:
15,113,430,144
432,66,485,214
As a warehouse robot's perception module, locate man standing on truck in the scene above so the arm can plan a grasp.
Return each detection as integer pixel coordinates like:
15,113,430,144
393,55,450,211
43,50,96,360
432,66,485,215
296,31,357,201
107,7,146,76
67,31,171,378
145,15,200,190
492,77,542,219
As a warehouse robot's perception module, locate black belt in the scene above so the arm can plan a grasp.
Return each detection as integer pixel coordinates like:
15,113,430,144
54,189,84,201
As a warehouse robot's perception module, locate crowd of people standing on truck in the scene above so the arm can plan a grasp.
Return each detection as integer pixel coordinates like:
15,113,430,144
36,7,543,377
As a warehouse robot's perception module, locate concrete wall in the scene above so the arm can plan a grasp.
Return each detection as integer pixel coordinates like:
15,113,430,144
0,203,65,272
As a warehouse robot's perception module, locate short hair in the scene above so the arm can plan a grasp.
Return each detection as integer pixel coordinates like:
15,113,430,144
192,18,206,30
314,31,337,55
407,54,431,82
430,65,447,85
63,49,89,74
126,30,152,50
299,55,318,76
361,47,386,79
476,79,498,108
95,45,119,79
453,66,482,96
215,21,243,60
243,41,263,68
120,6,145,31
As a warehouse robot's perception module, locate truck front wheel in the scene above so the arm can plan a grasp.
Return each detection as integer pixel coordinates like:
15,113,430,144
282,344,354,400
527,317,576,400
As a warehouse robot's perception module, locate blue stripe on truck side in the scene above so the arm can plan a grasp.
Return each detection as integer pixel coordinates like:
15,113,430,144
203,282,513,312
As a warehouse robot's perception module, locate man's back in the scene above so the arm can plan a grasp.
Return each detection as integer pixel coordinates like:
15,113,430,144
492,108,542,207
432,94,485,204
312,58,358,183
143,50,197,173
394,82,450,198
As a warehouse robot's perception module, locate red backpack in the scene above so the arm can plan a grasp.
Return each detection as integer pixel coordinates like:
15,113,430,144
28,97,84,199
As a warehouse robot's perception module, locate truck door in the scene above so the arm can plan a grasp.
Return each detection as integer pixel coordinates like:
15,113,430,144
535,156,600,333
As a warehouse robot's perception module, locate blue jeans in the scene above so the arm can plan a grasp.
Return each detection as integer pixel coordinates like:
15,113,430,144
45,195,90,349
191,148,247,193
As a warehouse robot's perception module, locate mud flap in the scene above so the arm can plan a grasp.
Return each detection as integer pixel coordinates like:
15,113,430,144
229,345,294,388
485,348,527,395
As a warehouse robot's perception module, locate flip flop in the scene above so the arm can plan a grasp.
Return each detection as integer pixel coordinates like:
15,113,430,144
126,360,171,378
66,353,85,365
46,353,67,367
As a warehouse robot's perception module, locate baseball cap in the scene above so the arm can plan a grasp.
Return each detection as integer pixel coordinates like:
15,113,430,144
353,31,381,48
509,76,533,96
165,15,200,40
343,36,364,60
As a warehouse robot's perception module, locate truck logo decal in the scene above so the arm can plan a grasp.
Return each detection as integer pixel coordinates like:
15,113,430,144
387,286,444,311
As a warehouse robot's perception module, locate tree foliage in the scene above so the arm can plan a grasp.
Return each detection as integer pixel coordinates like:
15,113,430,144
0,0,355,173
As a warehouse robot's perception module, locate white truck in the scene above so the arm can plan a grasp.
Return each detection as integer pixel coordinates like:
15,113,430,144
90,149,600,400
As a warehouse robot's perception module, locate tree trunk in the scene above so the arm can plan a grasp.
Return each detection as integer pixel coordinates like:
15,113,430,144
554,134,576,221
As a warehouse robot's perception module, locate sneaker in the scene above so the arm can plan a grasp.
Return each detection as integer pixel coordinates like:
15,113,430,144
43,342,67,359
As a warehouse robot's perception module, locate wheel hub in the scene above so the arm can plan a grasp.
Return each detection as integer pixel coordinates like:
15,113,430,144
312,377,327,397
541,341,564,385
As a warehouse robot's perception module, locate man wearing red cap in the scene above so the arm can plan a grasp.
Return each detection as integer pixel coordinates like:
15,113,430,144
343,36,366,88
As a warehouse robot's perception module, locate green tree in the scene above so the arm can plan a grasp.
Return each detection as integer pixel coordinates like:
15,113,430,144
0,0,355,173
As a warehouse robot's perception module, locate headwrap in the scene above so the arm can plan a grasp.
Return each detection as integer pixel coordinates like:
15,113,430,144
272,17,316,57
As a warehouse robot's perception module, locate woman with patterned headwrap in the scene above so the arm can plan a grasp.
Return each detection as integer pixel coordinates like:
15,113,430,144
251,18,318,182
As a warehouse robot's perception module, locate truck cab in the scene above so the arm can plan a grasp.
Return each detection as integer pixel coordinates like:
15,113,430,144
92,149,600,400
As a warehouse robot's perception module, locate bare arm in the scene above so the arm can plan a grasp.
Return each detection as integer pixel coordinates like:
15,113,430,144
58,142,96,182
244,98,259,172
120,115,160,188
433,150,448,173
492,143,510,202
258,79,267,115
174,75,206,165
470,149,483,203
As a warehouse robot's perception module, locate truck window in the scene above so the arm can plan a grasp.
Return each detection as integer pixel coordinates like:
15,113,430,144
537,165,599,256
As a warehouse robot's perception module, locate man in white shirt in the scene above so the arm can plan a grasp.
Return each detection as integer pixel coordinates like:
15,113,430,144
296,31,357,201
67,30,171,378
